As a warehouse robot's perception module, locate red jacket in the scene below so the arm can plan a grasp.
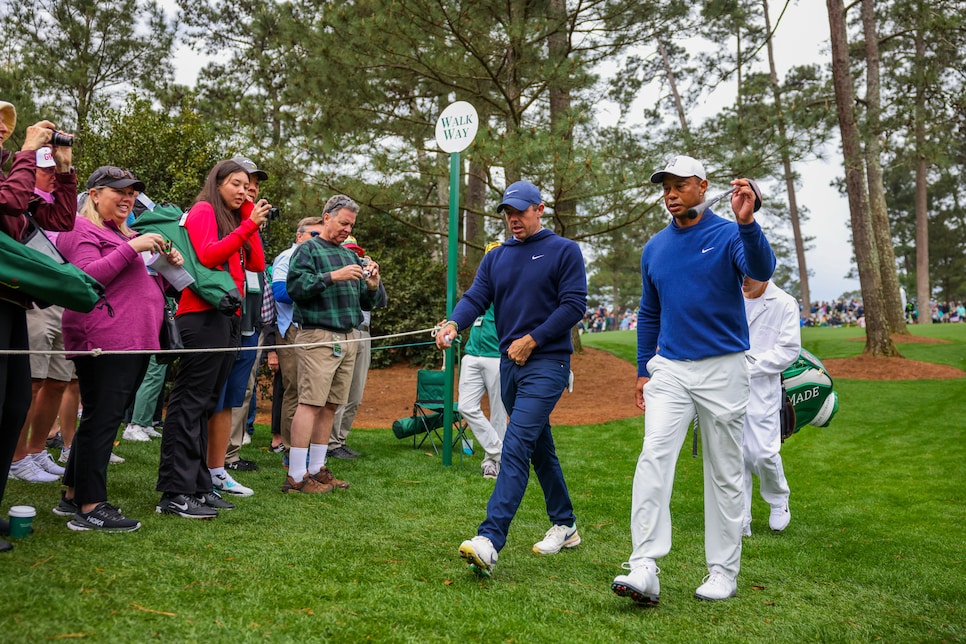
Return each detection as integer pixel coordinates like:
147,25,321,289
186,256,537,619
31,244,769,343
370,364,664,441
0,149,77,307
176,199,265,316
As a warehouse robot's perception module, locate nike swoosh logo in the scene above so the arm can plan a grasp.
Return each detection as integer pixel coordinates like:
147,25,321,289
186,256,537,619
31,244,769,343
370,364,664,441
172,502,188,511
702,247,714,254
531,254,545,260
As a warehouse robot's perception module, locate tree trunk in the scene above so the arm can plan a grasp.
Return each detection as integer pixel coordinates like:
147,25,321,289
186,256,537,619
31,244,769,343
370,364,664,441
861,0,908,334
763,0,809,314
826,0,898,357
913,28,931,325
658,40,691,149
462,158,487,290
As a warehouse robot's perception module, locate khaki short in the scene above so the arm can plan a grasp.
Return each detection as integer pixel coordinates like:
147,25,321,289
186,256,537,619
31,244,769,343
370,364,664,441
27,305,75,381
295,328,358,407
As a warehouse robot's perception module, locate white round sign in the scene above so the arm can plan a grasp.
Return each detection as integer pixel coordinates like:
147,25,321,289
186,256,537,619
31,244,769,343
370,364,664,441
435,101,479,154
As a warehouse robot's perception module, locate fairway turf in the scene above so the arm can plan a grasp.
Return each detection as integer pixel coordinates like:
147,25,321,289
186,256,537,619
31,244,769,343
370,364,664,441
1,326,963,642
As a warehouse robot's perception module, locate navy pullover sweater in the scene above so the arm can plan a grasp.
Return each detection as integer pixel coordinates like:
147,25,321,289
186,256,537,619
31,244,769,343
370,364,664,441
637,210,775,377
451,228,587,361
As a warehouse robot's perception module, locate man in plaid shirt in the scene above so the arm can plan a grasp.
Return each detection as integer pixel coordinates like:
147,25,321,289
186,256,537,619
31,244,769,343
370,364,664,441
283,195,382,493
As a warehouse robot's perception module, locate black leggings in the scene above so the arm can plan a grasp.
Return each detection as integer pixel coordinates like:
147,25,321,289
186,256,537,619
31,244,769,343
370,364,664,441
156,310,238,495
0,300,31,506
66,354,149,505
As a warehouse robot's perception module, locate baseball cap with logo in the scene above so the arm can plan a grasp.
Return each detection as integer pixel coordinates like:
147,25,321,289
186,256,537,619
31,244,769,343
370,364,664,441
36,146,56,169
649,155,707,183
497,181,542,213
231,155,269,181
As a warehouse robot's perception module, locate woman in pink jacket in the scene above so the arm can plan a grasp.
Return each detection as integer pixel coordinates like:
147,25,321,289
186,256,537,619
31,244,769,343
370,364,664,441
55,166,183,532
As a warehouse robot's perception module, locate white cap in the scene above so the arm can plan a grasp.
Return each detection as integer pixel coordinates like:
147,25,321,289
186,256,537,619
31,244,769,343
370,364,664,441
36,146,55,169
650,155,707,183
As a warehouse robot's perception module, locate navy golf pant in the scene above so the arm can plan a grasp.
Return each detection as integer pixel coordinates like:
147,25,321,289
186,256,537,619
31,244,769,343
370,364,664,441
478,357,574,551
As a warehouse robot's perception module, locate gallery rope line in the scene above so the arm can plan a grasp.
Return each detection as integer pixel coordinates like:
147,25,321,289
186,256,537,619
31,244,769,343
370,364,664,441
0,326,442,358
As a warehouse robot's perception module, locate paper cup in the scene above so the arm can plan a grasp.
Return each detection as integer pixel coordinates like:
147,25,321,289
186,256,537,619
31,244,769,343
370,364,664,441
8,505,36,538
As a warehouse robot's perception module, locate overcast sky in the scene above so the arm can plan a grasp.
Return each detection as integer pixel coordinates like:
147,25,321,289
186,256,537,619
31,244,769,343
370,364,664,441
165,1,859,303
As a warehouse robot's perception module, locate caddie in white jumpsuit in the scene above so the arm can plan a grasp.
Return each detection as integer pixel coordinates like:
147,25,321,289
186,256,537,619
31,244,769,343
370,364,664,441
741,277,801,535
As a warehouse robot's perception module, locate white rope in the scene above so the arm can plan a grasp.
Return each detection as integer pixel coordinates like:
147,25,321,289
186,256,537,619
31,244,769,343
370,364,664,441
0,325,447,357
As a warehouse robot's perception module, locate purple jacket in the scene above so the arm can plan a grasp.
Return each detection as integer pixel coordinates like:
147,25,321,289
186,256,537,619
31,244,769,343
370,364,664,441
56,215,164,355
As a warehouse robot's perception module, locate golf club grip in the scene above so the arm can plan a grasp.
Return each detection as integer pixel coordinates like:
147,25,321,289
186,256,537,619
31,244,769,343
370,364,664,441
685,187,736,219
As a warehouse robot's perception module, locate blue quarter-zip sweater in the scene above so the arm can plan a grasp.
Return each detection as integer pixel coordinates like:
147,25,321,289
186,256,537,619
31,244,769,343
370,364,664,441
637,210,775,377
451,228,587,360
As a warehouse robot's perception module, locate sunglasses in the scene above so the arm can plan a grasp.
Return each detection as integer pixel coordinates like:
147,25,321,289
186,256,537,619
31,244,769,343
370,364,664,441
95,167,136,181
324,197,352,215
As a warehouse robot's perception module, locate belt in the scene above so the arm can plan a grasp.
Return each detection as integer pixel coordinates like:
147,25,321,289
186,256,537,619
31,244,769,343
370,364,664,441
359,324,370,332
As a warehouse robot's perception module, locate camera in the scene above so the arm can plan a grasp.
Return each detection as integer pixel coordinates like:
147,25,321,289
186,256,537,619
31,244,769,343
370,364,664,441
48,129,74,147
267,206,280,221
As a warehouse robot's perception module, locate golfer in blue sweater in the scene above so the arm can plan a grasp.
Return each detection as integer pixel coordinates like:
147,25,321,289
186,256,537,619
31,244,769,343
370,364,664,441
435,180,587,578
611,155,775,604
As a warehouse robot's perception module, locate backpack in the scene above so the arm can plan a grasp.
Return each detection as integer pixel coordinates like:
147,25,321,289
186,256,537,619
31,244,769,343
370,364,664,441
0,227,104,312
131,202,242,316
780,348,839,438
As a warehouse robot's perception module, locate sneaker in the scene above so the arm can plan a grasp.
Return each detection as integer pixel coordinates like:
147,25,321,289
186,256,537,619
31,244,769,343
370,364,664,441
68,502,141,532
46,432,64,450
694,568,737,601
109,451,125,464
328,445,356,460
342,445,362,457
156,493,217,519
212,471,254,497
122,424,150,442
459,535,498,577
59,446,71,464
612,561,661,605
269,441,286,454
141,424,162,438
32,450,66,476
741,523,752,537
9,456,59,483
281,473,332,494
311,466,349,489
226,458,259,472
52,491,79,517
769,504,791,531
481,463,498,479
242,432,251,445
532,524,581,555
197,491,234,510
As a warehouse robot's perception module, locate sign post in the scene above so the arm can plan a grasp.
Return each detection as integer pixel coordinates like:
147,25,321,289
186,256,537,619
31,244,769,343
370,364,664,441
434,101,479,466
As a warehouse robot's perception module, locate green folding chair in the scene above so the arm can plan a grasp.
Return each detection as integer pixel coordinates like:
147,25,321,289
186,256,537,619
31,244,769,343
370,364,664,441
410,369,472,460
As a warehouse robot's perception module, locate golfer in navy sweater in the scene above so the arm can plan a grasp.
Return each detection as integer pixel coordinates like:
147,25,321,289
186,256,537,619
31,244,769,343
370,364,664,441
435,181,587,578
611,155,775,604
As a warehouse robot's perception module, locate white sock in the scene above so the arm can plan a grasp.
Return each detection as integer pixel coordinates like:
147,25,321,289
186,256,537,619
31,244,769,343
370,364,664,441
289,447,309,481
308,443,328,475
209,467,226,478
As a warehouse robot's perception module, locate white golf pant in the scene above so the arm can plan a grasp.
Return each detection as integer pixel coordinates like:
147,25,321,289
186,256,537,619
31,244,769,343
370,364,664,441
629,352,749,580
742,374,790,520
458,355,507,468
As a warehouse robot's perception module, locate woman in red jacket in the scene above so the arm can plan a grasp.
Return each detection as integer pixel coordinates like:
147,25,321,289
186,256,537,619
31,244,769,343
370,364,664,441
156,159,270,519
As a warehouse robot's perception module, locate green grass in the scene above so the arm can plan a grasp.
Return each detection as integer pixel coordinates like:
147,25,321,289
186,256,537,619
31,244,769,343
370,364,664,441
3,328,965,642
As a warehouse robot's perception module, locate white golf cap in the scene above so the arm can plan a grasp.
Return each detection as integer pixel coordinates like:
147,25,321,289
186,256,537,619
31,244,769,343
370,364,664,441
36,146,56,169
650,155,707,183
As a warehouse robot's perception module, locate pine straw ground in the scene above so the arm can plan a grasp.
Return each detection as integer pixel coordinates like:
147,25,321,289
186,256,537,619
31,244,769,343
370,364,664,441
256,337,962,430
